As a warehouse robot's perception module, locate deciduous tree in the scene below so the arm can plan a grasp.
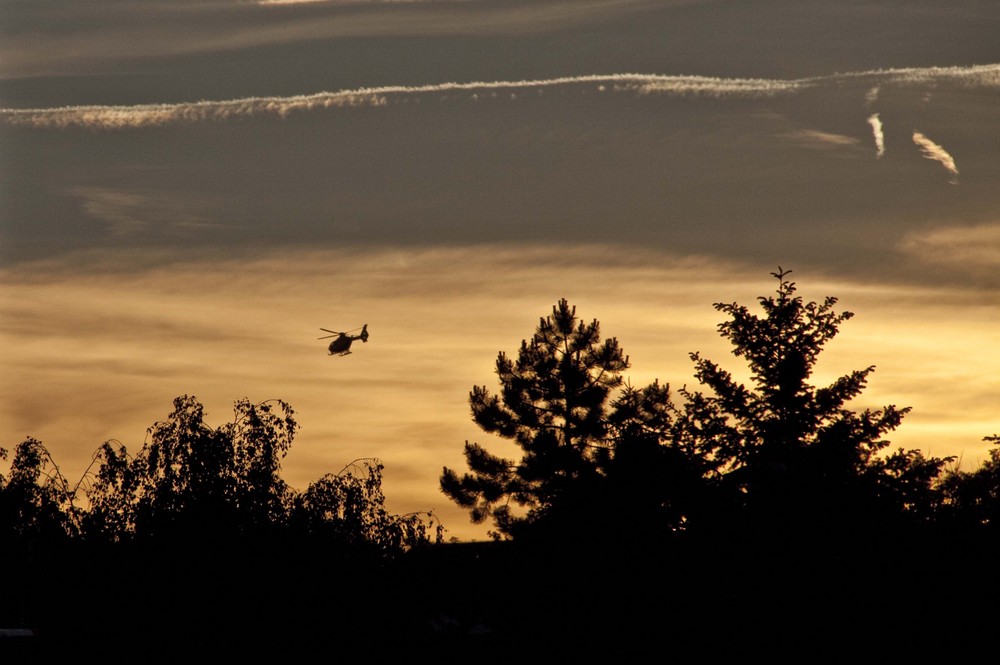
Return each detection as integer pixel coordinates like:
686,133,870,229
82,395,297,542
0,437,76,547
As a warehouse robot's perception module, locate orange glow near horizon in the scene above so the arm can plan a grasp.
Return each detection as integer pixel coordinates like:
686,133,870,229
1,245,996,541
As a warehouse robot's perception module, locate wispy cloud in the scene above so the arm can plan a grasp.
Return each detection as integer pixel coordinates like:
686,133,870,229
256,0,449,3
901,222,1000,272
781,129,859,150
864,85,880,107
867,113,885,158
71,186,224,237
912,131,959,183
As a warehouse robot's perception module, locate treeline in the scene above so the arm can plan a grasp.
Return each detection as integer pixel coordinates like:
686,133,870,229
440,269,1000,551
2,269,998,658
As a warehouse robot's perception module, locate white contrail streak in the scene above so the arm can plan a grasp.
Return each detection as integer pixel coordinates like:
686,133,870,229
912,131,959,183
836,63,1000,88
1,64,997,131
0,74,807,130
867,113,885,158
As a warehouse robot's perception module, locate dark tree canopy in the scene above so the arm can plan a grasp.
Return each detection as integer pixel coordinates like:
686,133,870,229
440,298,631,539
3,272,998,657
0,438,77,551
938,434,1000,535
81,395,297,543
440,270,961,551
76,395,441,553
678,268,951,543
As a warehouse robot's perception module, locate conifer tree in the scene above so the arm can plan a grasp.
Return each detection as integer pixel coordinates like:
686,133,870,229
440,299,630,539
679,268,948,542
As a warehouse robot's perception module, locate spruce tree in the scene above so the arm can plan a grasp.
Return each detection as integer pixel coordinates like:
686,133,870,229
679,268,948,545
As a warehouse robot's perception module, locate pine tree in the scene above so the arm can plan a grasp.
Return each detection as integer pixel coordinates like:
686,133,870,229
440,299,630,539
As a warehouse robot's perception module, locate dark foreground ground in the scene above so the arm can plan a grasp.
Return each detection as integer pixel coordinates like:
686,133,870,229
3,534,997,663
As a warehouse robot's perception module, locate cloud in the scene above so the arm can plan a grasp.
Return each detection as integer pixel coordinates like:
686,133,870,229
781,128,860,150
912,131,959,183
864,85,880,107
867,113,884,158
256,0,448,3
71,186,225,237
900,222,1000,272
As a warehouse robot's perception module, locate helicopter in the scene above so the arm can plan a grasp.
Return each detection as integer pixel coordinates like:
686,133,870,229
319,324,369,356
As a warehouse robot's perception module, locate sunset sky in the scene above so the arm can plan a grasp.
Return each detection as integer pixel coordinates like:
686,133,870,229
1,0,997,541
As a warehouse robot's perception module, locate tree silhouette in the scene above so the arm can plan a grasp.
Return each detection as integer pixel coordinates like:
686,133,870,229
0,437,77,548
440,298,631,540
82,395,297,543
938,434,1000,535
1,396,444,657
289,457,443,555
605,379,717,541
678,268,950,546
3,289,1000,655
0,438,79,639
79,395,441,552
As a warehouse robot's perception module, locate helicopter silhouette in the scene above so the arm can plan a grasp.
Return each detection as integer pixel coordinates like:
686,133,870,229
319,324,369,356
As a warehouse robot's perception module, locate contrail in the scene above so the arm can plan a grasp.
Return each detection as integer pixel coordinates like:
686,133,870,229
912,131,959,183
835,63,1000,88
0,74,807,130
2,63,997,131
867,113,885,158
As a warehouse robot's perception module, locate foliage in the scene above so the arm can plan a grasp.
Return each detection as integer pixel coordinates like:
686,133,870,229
290,458,443,555
76,395,441,553
605,379,717,538
81,395,297,542
677,268,952,541
0,438,77,549
937,434,1000,532
2,276,999,653
440,298,632,539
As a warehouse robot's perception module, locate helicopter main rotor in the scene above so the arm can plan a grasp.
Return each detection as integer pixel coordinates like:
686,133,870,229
318,325,366,340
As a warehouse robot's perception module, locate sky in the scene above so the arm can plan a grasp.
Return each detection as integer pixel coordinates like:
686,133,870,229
1,0,998,542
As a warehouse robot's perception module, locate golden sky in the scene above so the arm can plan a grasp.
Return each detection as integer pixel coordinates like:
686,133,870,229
2,247,996,541
1,0,998,542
